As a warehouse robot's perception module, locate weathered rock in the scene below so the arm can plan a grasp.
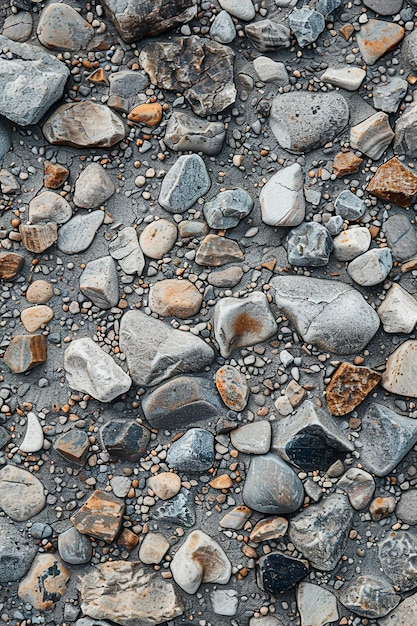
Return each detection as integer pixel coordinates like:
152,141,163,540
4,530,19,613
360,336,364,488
2,11,33,43
271,275,380,354
37,3,99,51
378,530,417,592
325,362,381,416
382,340,417,397
19,411,44,453
242,453,304,514
296,582,339,626
253,57,289,85
64,337,131,402
213,291,277,358
204,188,253,230
289,493,353,571
333,227,371,261
367,157,417,208
215,365,249,411
337,468,376,510
149,279,203,318
139,218,177,259
231,421,271,454
109,226,145,275
374,77,408,113
43,102,126,148
0,35,69,125
350,112,394,160
159,154,210,213
171,530,231,594
0,518,37,583
250,517,288,543
164,111,226,155
29,191,72,224
395,98,417,157
289,8,325,47
340,575,400,619
139,36,236,117
139,532,170,564
334,189,366,221
148,472,182,501
100,420,150,462
128,102,163,126
245,19,291,52
108,69,149,113
378,594,417,626
385,214,417,261
43,160,69,188
260,163,305,227
396,490,417,525
0,251,24,280
152,488,196,527
195,234,244,266
57,210,104,254
333,151,363,177
80,256,119,309
220,505,252,530
0,168,19,194
210,10,236,44
167,428,214,472
26,280,53,304
21,304,54,333
286,222,333,266
0,120,10,161
317,0,342,18
219,0,255,20
370,495,396,521
0,464,45,521
402,28,417,72
257,553,309,594
18,553,70,610
58,526,93,565
357,19,404,65
71,490,124,543
119,310,214,386
20,222,58,253
4,334,47,374
321,66,366,90
55,430,90,465
78,560,184,625
269,91,349,154
378,283,417,333
74,163,115,208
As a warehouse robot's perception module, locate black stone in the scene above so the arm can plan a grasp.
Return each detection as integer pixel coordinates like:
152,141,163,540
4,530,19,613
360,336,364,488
285,432,348,471
166,428,214,473
152,488,196,528
256,552,309,594
100,420,150,462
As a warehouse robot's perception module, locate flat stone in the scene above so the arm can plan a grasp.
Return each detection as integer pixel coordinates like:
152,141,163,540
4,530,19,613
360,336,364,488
78,560,183,626
148,472,182,500
57,210,104,254
26,280,53,304
196,234,244,267
397,490,417,525
20,222,58,253
43,102,126,148
382,340,417,397
250,516,288,542
289,8,325,47
231,421,271,454
4,334,47,374
215,365,249,411
71,490,124,543
374,77,408,113
208,266,243,288
219,0,255,20
18,553,70,610
370,495,396,521
269,91,349,154
139,36,236,117
64,337,131,402
333,151,363,177
152,488,195,528
100,420,150,462
149,279,202,318
55,430,90,465
350,112,394,160
211,589,238,616
109,226,144,275
138,532,169,565
80,256,119,309
37,3,100,51
2,11,33,43
340,575,400,619
257,552,309,594
167,428,214,473
334,189,366,221
164,111,226,155
363,0,403,15
242,453,304,514
357,19,404,65
58,526,93,565
0,168,19,194
378,530,417,591
289,493,353,571
139,219,177,259
0,35,69,125
171,529,232,594
359,403,417,476
379,594,417,626
385,214,417,261
260,163,305,227
321,66,366,90
0,518,37,582
204,188,253,230
21,304,54,332
325,362,381,416
43,160,69,189
297,582,339,626
245,19,291,52
19,411,44,453
159,154,210,213
333,227,371,261
253,57,289,85
286,222,333,267
0,251,24,280
0,464,45,521
213,291,277,358
378,283,417,333
142,376,222,429
367,157,417,208
119,310,214,386
29,191,72,224
101,0,196,43
74,163,115,208
210,10,236,44
337,468,376,510
271,275,380,354
219,505,252,530
347,247,393,286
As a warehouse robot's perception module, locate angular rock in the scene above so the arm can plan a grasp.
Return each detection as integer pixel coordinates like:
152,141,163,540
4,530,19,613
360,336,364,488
58,526,93,565
215,365,249,411
231,421,271,454
359,403,417,476
334,189,366,221
128,103,162,126
378,530,417,591
347,247,393,286
0,168,19,194
43,160,69,189
0,35,69,125
26,280,53,304
378,594,417,626
108,69,149,113
260,163,305,227
139,532,170,564
333,227,371,261
290,493,353,571
119,310,214,386
271,275,380,354
378,283,417,333
20,222,58,253
245,20,291,52
139,219,177,259
210,10,236,44
242,453,304,514
368,157,417,208
167,428,214,473
337,468,376,510
385,214,417,261
71,490,125,543
350,112,394,160
211,589,238,616
78,560,184,625
195,234,244,266
272,400,354,471
220,505,252,530
18,553,70,610
317,0,342,17
396,490,417,525
402,28,417,72
55,430,90,465
208,265,243,288
213,291,277,358
257,553,309,594
286,222,333,267
374,77,408,113
43,102,126,148
219,0,255,20
164,111,226,155
325,362,381,416
253,57,289,85
37,3,98,51
297,582,339,626
321,66,366,91
0,120,10,161
57,210,104,254
100,420,150,462
269,91,349,154
101,0,196,43
21,304,54,332
0,251,24,280
149,279,202,318
0,464,45,521
340,575,399,619
159,154,210,213
250,516,288,543
148,472,182,501
139,36,236,117
289,8,325,47
152,488,195,527
109,226,144,275
64,337,131,402
4,334,47,374
29,191,72,224
171,530,231,594
333,151,363,177
0,518,37,583
204,188,253,230
80,256,119,309
74,163,115,208
370,495,396,521
357,19,404,65
19,411,44,453
382,340,417,397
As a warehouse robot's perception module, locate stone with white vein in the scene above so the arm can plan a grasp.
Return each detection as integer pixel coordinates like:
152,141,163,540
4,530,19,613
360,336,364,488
260,163,305,227
109,226,145,275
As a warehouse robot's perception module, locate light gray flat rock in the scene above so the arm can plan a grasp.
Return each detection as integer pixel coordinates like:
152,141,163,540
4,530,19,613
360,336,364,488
74,163,115,209
57,210,104,254
80,256,119,309
109,226,145,275
159,154,211,213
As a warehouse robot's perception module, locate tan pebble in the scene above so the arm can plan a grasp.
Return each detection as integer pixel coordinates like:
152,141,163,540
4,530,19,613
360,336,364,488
21,305,54,332
148,472,181,500
128,103,163,126
209,474,233,489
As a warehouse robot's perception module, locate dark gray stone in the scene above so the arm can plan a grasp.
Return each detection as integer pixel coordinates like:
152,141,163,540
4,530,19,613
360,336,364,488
245,20,291,52
58,526,93,565
317,0,342,17
286,222,333,267
335,190,366,221
100,420,151,462
152,488,196,527
203,188,253,230
0,518,37,582
256,553,309,594
378,530,417,592
384,214,417,261
340,575,400,618
326,215,344,236
0,119,11,162
289,8,325,47
166,428,214,473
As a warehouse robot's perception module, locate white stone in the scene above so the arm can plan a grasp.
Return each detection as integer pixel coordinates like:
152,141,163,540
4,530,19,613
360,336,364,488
19,412,44,453
333,227,371,261
211,589,238,616
73,163,115,209
109,226,145,275
230,421,271,454
79,256,119,309
321,66,366,91
382,340,417,398
219,0,255,21
253,57,289,84
260,163,305,227
139,219,178,259
297,582,339,626
347,247,393,287
378,283,417,334
350,112,394,160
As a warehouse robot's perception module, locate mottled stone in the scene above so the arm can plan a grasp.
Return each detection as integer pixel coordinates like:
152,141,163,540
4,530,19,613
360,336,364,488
357,19,404,65
139,219,177,259
0,464,45,521
55,430,90,465
379,594,417,626
159,154,210,213
350,111,394,160
57,210,104,254
37,3,98,51
334,189,366,221
0,518,37,583
196,234,244,266
378,530,417,591
333,151,363,177
250,516,288,543
0,251,23,280
100,420,150,462
378,283,417,333
367,157,417,208
257,552,308,594
21,305,54,333
152,488,195,528
337,468,375,510
58,526,93,565
204,188,253,230
260,163,305,227
286,222,333,267
297,582,339,626
19,411,44,453
43,160,69,189
139,532,170,564
397,490,417,525
382,340,417,397
29,191,72,224
149,279,202,318
219,505,252,530
370,495,396,521
245,19,291,52
402,28,417,72
340,575,399,619
108,69,149,112
326,362,381,416
109,226,145,275
4,334,47,374
374,77,408,113
289,8,325,47
215,365,249,411
164,111,226,155
0,168,19,194
395,99,417,157
333,227,371,261
74,163,115,209
20,222,58,253
80,256,119,310
167,428,214,473
18,553,70,610
148,472,182,501
71,490,124,543
231,421,271,454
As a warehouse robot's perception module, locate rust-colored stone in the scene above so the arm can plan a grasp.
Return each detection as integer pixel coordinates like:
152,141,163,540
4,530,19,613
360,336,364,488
4,335,47,373
0,251,24,280
215,365,249,412
71,489,125,543
20,222,58,253
367,157,417,208
340,24,354,41
54,430,90,465
209,474,233,489
128,102,163,126
333,151,363,177
325,362,381,416
117,528,139,550
87,68,108,84
43,160,69,188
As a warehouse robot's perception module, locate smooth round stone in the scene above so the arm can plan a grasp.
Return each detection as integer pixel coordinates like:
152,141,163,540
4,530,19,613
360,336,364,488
167,428,214,473
286,222,333,267
207,266,243,288
128,103,163,126
243,453,304,514
210,10,236,44
148,472,182,500
333,227,371,261
21,305,54,333
397,490,417,525
29,191,72,224
58,526,92,565
149,279,202,318
19,412,44,453
139,532,170,564
139,219,178,259
0,465,46,521
347,248,393,286
26,280,53,303
218,0,255,20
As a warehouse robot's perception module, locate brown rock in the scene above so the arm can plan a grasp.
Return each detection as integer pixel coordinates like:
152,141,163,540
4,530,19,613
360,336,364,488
250,516,289,542
326,362,381,416
367,157,417,208
54,430,90,465
21,305,54,332
195,234,244,266
18,554,70,610
71,490,124,542
209,474,233,489
139,532,170,564
357,19,404,66
26,280,53,304
0,251,24,280
117,528,139,551
43,160,69,188
370,496,396,521
87,68,109,83
148,279,203,318
215,364,249,411
128,102,163,126
148,472,182,500
4,335,47,373
20,222,58,253
333,152,363,177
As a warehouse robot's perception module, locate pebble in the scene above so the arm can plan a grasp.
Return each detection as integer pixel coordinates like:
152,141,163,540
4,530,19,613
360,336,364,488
209,10,236,44
370,495,396,521
71,489,124,543
139,532,170,564
203,188,253,230
153,488,196,527
164,111,226,156
208,265,243,287
100,420,150,462
382,340,417,398
378,283,417,333
385,213,417,261
333,226,371,261
57,210,104,254
159,154,211,213
74,163,115,208
286,222,333,266
397,490,417,525
333,151,363,177
337,468,375,510
195,233,244,266
139,218,177,259
43,160,69,188
218,0,255,21
350,112,394,160
356,19,404,65
0,250,24,280
21,304,54,332
334,189,366,221
149,278,203,318
80,256,119,309
167,428,214,472
374,77,408,113
29,190,72,224
0,464,46,521
297,582,339,626
211,589,238,616
289,8,325,48
347,247,393,287
58,526,93,565
36,3,96,51
2,11,33,43
321,66,366,91
215,364,249,411
55,430,90,465
20,221,58,253
220,505,252,530
325,362,381,416
260,163,305,227
250,516,288,542
148,472,182,500
231,421,271,454
253,57,289,85
128,102,163,126
18,553,70,609
19,411,44,453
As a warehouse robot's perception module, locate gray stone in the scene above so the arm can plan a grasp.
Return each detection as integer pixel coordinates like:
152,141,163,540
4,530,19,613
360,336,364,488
337,468,375,510
108,69,149,113
250,618,286,626
208,266,243,288
159,155,211,213
286,222,333,267
100,420,150,462
58,526,93,565
384,214,417,261
0,168,19,193
340,575,400,618
401,29,417,72
326,214,344,236
350,112,394,160
57,210,104,254
358,403,417,477
363,0,403,15
64,337,132,402
109,226,145,276
379,594,417,626
297,582,339,626
195,234,244,266
289,493,353,571
0,464,46,521
253,57,289,85
37,3,99,51
374,77,408,113
74,163,115,209
333,227,371,261
167,428,214,473
153,488,196,528
269,92,349,154
382,340,417,398
29,191,72,224
0,35,69,126
0,518,37,582
119,310,214,386
289,8,325,47
317,0,342,17
80,256,119,309
242,453,304,514
210,10,236,44
203,188,253,230
378,530,417,592
230,421,271,454
378,283,417,334
397,490,417,525
164,111,226,156
0,119,11,162
260,163,305,227
219,0,255,20
347,247,393,287
395,99,417,157
335,189,366,221
245,20,291,52
2,11,33,43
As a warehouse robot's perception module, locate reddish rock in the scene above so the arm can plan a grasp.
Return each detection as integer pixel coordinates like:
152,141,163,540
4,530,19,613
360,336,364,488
4,335,47,373
333,152,363,177
357,19,404,66
215,365,249,411
0,251,24,280
18,554,70,610
367,157,417,208
43,160,69,188
326,362,381,416
128,102,163,126
149,279,203,319
71,489,125,543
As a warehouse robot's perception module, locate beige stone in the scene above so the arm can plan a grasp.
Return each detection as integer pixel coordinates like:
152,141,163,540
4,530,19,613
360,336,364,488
382,340,417,397
21,305,54,332
148,472,182,500
26,280,53,303
149,279,202,318
139,532,170,564
139,219,178,259
250,517,288,542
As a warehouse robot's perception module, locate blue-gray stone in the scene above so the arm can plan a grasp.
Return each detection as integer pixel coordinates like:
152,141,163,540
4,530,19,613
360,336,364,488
152,488,196,527
58,526,93,565
210,10,236,44
347,247,392,287
340,574,400,618
286,222,333,266
0,119,11,162
30,522,53,539
245,19,291,52
257,553,309,594
203,188,253,230
0,518,37,582
378,530,417,592
167,428,214,473
335,190,366,221
289,8,325,47
326,215,344,236
159,154,211,213
384,213,417,261
317,0,342,18
373,77,408,114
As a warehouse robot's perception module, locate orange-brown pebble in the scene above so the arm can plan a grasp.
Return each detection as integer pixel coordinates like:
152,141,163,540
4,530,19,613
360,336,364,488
340,24,354,40
209,474,233,490
333,152,363,177
128,103,163,126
